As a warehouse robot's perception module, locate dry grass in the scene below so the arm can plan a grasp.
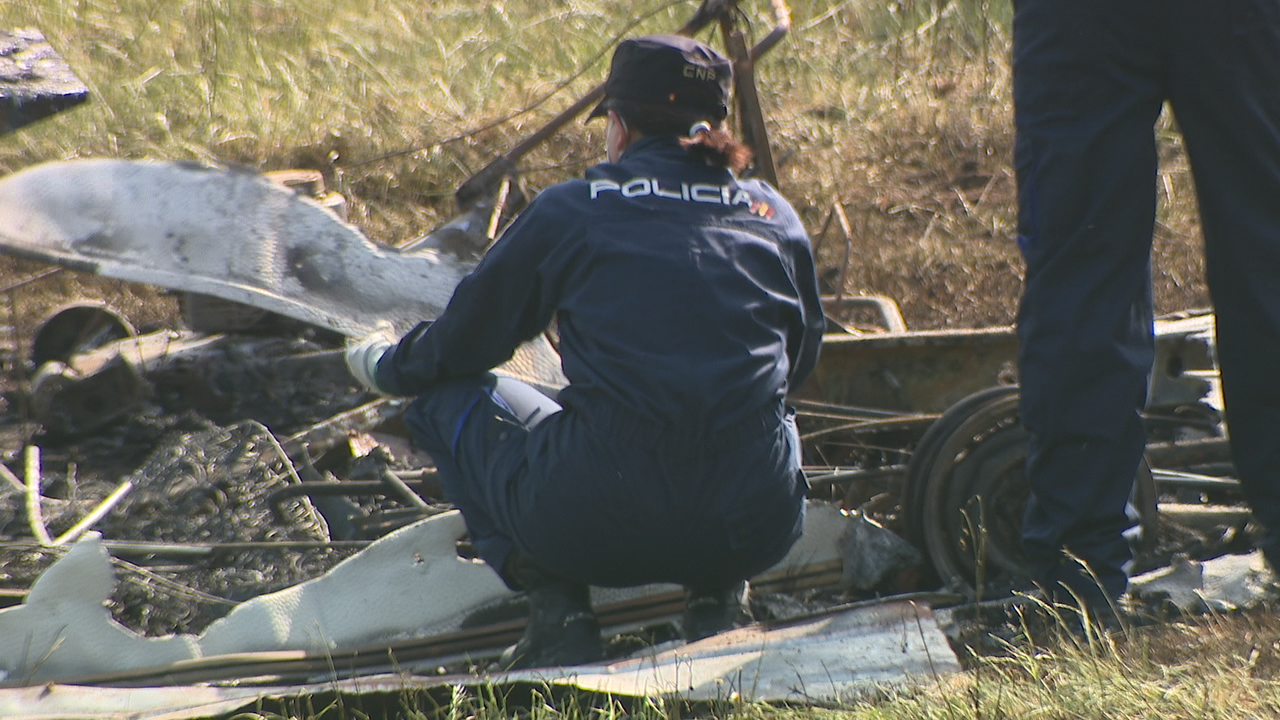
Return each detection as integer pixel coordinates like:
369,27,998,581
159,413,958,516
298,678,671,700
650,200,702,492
1,0,1208,330
814,610,1280,719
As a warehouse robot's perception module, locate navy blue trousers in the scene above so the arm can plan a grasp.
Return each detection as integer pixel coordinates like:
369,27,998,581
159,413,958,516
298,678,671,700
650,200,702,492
402,373,807,590
1014,0,1280,600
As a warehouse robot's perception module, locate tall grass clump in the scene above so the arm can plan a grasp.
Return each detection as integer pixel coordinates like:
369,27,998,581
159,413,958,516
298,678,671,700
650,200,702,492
0,0,1209,329
826,610,1280,720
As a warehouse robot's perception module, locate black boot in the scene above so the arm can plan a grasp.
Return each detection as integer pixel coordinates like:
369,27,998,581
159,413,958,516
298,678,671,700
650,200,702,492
499,551,604,670
682,580,752,642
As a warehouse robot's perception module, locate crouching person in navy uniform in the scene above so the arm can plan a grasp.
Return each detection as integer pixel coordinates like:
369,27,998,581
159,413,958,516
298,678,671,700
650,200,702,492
345,34,825,669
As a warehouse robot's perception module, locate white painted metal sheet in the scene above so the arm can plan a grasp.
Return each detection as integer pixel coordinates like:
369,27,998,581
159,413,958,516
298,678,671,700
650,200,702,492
0,159,467,338
0,599,961,718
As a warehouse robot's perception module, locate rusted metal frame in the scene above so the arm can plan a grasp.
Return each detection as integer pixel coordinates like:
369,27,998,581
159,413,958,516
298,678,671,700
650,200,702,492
718,0,792,186
270,480,396,502
827,203,856,309
820,296,910,334
379,466,431,509
805,466,908,509
268,481,384,523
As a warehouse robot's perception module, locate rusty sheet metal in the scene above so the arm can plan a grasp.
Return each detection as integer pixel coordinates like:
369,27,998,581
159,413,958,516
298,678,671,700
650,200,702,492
0,599,960,718
798,311,1218,415
797,327,1019,414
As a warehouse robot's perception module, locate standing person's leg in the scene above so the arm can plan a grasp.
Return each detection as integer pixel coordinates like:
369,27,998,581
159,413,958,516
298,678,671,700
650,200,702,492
1012,0,1165,606
1169,0,1280,568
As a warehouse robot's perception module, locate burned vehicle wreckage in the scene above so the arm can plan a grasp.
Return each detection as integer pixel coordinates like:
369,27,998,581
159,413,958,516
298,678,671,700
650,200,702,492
0,5,1270,706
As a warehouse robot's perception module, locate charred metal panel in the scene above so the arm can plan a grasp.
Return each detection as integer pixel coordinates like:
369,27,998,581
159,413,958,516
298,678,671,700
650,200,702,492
800,312,1218,416
798,327,1019,414
0,159,569,389
0,29,88,134
0,159,467,338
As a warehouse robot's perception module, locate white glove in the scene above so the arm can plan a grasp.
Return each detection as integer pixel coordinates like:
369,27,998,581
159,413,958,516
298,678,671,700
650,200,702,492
345,322,397,395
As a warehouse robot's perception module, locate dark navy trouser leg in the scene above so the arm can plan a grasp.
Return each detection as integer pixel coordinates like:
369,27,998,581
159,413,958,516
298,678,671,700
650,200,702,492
1016,0,1280,594
1168,0,1280,557
401,375,806,589
1012,0,1163,600
402,373,561,585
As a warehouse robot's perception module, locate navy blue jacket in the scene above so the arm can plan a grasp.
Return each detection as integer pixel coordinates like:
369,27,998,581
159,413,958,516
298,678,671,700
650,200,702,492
377,136,824,432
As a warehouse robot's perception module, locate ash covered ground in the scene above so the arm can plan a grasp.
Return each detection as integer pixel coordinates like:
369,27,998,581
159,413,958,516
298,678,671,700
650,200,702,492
0,323,425,636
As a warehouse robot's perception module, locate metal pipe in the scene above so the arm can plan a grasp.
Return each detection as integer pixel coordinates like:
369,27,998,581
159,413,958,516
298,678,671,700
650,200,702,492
379,467,431,509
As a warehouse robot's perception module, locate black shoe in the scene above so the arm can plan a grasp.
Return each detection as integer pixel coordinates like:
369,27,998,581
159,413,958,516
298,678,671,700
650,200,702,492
1009,585,1137,644
498,551,604,670
682,580,752,642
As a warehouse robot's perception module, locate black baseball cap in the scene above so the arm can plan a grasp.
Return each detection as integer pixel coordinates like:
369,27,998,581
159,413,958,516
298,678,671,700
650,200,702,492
587,34,732,121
